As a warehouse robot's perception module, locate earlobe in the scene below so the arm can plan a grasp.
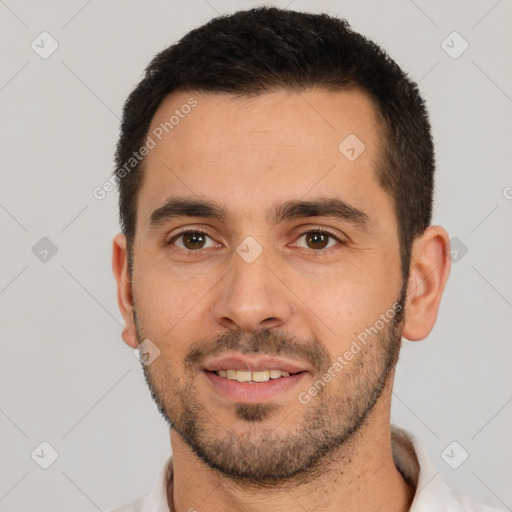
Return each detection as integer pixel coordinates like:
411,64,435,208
112,233,139,349
402,226,451,342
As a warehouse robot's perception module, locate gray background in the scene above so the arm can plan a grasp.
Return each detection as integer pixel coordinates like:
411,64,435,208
1,0,511,510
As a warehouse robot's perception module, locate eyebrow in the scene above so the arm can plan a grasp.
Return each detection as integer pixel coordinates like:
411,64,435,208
148,197,371,232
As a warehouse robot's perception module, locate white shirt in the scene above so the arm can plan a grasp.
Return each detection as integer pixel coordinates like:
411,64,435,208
108,424,504,512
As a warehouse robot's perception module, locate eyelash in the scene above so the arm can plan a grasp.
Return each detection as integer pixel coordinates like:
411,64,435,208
166,227,344,253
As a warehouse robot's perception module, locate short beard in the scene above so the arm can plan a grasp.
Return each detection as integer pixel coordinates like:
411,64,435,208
137,288,406,486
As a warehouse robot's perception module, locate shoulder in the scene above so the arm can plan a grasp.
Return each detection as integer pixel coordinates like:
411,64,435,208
448,487,507,512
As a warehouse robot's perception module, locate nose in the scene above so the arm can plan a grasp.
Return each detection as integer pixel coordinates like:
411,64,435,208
213,248,291,332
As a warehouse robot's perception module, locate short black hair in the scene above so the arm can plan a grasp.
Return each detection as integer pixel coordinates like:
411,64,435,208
115,7,435,281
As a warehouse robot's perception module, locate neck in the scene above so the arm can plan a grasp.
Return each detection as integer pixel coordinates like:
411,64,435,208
168,383,415,512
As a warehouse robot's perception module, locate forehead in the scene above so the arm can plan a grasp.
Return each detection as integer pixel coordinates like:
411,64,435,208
136,87,392,231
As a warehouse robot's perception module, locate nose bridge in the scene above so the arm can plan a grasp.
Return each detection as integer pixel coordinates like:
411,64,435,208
214,243,291,332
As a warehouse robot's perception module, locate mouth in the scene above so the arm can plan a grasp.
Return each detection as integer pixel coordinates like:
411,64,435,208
210,368,299,382
201,355,310,402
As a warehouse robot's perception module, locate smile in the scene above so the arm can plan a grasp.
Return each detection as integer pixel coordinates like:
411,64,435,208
214,369,294,382
201,354,311,402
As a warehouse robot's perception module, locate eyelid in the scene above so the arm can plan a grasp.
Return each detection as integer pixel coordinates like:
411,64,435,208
293,224,345,240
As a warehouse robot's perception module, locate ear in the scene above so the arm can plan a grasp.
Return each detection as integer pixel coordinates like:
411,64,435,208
112,233,139,349
402,225,451,341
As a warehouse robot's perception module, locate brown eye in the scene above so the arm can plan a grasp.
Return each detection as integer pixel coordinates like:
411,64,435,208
305,231,330,249
182,232,206,250
293,229,342,251
168,230,217,251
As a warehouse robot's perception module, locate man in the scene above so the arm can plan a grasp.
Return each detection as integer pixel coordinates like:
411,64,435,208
110,7,502,512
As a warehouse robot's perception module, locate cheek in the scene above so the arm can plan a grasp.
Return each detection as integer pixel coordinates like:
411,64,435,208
132,258,220,344
297,264,395,352
136,248,202,301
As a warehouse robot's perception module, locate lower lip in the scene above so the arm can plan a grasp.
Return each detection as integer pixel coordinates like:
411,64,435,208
203,371,307,403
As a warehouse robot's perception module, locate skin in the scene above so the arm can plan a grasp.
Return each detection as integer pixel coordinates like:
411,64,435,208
112,88,451,512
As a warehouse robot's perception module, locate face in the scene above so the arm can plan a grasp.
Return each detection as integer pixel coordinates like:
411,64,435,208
128,88,406,484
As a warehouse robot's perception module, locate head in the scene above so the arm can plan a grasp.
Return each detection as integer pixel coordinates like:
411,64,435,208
112,7,450,485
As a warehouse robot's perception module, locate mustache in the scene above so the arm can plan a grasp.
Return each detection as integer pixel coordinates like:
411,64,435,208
184,328,331,374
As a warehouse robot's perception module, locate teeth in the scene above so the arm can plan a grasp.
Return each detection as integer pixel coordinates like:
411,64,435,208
236,370,252,382
215,369,293,381
252,370,270,382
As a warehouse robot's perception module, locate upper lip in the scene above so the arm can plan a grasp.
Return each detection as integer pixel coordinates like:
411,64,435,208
202,354,312,374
